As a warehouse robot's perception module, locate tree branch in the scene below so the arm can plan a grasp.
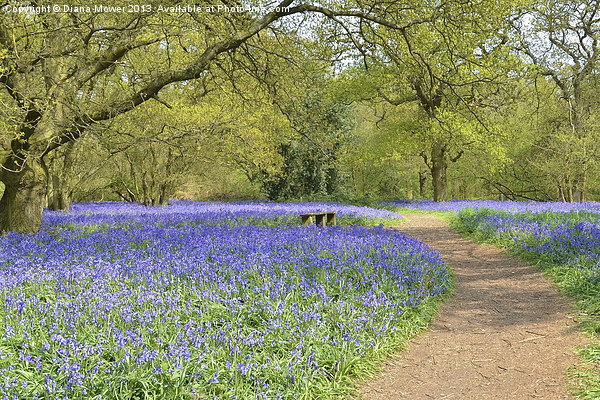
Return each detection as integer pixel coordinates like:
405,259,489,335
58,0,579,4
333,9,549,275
377,89,419,106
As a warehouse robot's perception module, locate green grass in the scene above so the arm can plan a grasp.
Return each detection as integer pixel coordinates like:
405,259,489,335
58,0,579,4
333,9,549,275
382,206,451,219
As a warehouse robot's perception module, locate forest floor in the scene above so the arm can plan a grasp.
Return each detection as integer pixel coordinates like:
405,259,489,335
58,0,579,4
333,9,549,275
356,213,587,399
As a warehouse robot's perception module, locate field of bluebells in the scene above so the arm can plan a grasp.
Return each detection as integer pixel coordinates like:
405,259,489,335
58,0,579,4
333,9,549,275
44,201,405,229
386,199,600,214
0,201,450,400
454,207,600,273
390,199,600,274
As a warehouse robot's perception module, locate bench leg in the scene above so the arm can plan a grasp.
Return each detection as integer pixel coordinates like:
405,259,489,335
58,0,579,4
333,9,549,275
316,214,325,226
302,215,313,225
327,213,336,226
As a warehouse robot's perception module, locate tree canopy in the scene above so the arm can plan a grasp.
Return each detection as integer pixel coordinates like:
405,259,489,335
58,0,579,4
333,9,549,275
1,0,600,233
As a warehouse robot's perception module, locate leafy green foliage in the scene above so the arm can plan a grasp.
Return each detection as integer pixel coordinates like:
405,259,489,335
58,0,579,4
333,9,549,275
258,76,355,200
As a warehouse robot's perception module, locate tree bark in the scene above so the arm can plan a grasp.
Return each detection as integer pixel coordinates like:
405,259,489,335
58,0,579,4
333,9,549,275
158,183,169,206
48,173,71,211
566,181,573,203
431,140,449,202
558,185,566,202
0,159,47,233
48,142,75,211
572,165,586,202
580,169,586,202
418,167,429,199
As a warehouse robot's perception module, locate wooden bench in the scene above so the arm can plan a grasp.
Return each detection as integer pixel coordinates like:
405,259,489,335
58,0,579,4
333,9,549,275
300,212,336,226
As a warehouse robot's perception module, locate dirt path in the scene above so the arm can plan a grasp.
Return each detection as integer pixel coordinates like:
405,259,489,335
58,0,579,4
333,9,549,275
358,213,587,399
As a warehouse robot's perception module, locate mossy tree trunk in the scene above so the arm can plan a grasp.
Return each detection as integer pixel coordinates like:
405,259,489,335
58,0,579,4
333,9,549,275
0,159,47,234
47,142,75,211
431,140,449,202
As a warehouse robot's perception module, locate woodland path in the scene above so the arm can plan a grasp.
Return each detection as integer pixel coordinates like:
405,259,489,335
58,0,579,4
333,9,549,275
357,213,587,399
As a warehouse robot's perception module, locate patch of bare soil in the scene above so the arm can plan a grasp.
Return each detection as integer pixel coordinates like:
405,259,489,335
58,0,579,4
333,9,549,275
357,214,587,399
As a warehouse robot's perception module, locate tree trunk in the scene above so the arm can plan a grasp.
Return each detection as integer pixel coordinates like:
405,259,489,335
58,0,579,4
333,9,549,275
431,141,449,202
158,183,169,206
0,159,47,234
573,168,586,202
566,181,574,203
418,166,428,199
47,141,75,211
48,173,71,211
557,184,566,202
580,169,586,202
